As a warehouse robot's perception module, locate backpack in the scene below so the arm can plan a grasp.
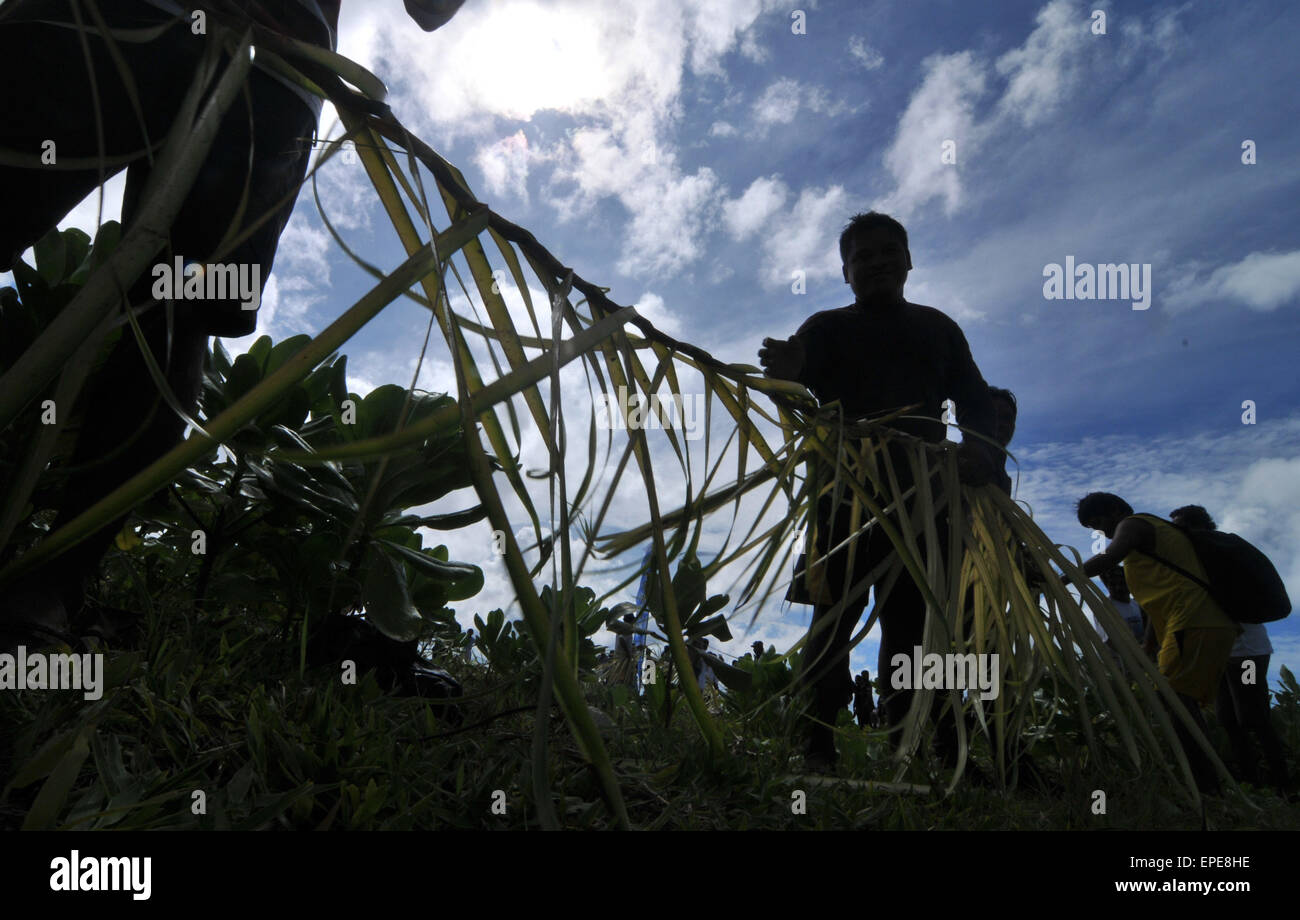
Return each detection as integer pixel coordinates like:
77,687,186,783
1137,516,1291,624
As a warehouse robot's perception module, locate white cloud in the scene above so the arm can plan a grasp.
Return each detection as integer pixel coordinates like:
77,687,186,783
878,51,988,218
337,0,795,279
759,184,848,287
752,78,803,126
543,110,721,278
722,175,788,240
708,121,737,137
1165,250,1300,314
848,36,884,70
618,166,722,277
276,214,333,284
308,121,376,233
875,1,1198,220
634,291,682,336
749,78,854,135
994,0,1090,128
474,130,535,203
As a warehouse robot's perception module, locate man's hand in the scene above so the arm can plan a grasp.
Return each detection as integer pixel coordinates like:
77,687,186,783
956,440,996,486
759,336,805,381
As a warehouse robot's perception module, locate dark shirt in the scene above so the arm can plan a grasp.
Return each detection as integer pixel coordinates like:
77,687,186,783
793,299,997,455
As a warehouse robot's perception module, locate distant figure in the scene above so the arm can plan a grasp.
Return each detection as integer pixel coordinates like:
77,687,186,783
760,211,1000,769
1171,505,1290,788
1098,565,1146,643
1087,566,1145,677
853,670,876,729
752,640,765,660
607,612,637,688
614,612,637,659
1070,493,1237,793
690,636,721,713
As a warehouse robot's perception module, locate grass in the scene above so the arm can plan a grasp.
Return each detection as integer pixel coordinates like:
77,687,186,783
3,554,1297,830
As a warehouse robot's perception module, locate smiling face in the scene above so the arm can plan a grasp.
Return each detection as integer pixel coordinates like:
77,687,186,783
842,226,911,305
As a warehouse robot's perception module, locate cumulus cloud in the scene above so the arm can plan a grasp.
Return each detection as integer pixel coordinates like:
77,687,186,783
994,0,1091,128
749,78,855,134
276,214,333,284
1165,251,1300,314
343,0,788,280
474,131,534,202
634,291,682,337
875,0,1189,219
848,36,884,70
877,51,988,218
759,185,848,287
722,176,788,240
752,78,803,126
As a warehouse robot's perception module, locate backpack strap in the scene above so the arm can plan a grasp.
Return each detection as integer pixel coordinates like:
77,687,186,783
1129,514,1213,593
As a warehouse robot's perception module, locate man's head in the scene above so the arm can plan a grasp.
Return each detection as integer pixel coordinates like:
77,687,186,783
839,212,911,305
1170,504,1216,532
1076,492,1134,539
988,386,1017,447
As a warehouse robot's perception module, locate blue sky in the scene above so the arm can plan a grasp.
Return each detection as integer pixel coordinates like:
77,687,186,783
7,0,1299,686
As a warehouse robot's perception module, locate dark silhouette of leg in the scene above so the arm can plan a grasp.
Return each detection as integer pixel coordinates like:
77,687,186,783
1217,657,1257,783
1227,655,1290,787
1173,692,1221,796
1,2,318,643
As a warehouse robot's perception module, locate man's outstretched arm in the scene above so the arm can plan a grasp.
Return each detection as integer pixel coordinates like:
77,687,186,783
1067,517,1155,582
946,322,999,483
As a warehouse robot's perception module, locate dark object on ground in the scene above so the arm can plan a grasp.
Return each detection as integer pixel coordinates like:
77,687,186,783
0,575,74,654
73,602,145,649
306,614,463,713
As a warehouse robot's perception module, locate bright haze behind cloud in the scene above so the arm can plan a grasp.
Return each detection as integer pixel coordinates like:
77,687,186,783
12,0,1299,682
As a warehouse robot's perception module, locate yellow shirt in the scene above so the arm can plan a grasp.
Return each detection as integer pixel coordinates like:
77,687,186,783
1123,514,1238,641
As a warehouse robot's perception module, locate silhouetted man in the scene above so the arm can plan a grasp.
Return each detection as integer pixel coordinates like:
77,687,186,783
1070,493,1237,793
1171,504,1290,789
853,670,875,729
760,210,999,768
0,1,466,646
